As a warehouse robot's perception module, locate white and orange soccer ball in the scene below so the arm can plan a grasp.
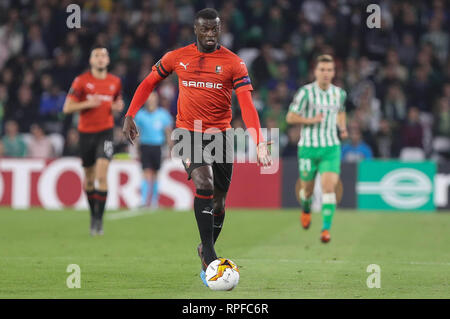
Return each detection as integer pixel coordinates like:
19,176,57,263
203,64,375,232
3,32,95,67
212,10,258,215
205,258,240,291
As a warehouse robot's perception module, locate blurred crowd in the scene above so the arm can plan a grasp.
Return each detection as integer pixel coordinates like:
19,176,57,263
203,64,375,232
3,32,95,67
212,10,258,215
0,0,449,162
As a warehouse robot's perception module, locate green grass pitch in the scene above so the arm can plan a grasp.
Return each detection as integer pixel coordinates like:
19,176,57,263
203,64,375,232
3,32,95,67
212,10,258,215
0,207,449,298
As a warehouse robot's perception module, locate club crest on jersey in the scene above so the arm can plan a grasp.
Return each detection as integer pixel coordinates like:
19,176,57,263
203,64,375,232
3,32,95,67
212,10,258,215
215,65,223,74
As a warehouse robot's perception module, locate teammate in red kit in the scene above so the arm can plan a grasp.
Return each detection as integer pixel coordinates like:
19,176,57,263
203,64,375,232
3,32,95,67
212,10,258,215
63,46,124,236
122,8,272,286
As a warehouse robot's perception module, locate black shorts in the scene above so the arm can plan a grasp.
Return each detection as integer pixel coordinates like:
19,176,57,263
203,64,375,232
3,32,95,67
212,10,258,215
173,130,234,192
140,144,162,170
78,128,114,167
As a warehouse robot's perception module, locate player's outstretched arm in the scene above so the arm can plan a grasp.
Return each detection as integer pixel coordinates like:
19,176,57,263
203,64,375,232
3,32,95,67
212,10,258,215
337,111,348,139
236,90,272,167
123,71,162,144
62,96,101,114
286,111,323,125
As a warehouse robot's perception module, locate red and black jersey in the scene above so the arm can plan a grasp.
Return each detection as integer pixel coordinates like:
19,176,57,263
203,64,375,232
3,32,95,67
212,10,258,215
153,43,253,132
67,71,122,133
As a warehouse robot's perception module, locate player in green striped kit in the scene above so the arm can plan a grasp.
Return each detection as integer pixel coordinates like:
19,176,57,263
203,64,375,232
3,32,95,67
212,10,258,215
286,55,348,243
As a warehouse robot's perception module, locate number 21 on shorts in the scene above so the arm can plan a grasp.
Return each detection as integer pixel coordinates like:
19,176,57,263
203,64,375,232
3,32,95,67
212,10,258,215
300,158,312,172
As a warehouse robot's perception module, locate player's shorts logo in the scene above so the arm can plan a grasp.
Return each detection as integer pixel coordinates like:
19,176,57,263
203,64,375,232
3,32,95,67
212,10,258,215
104,140,114,158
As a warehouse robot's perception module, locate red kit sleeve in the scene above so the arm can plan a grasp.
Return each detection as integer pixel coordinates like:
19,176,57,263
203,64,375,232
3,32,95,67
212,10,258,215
125,51,176,118
236,90,264,145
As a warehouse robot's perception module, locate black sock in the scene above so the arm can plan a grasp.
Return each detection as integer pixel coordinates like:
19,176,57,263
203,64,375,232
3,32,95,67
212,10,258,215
194,189,216,265
96,190,107,221
213,209,225,243
86,190,97,218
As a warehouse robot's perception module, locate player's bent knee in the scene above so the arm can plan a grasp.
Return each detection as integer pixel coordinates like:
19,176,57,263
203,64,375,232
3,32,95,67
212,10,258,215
304,188,314,198
191,167,214,190
301,182,315,198
192,173,213,190
195,180,214,191
322,184,336,194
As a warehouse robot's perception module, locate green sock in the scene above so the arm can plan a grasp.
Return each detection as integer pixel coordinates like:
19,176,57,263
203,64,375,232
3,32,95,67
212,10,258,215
300,189,312,214
321,193,336,230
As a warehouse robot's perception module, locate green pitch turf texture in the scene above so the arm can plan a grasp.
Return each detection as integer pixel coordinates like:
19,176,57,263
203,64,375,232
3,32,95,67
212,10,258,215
0,208,449,298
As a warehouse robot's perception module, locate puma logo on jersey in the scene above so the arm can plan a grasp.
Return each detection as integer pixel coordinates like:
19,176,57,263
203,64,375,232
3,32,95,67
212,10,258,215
86,82,95,90
179,62,189,70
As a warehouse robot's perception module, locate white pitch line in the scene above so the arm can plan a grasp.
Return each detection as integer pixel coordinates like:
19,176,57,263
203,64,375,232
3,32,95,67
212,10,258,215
238,258,450,266
106,209,158,220
4,256,450,266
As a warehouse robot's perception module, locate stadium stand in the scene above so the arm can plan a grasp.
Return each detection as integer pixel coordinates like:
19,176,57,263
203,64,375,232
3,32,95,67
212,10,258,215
0,0,448,162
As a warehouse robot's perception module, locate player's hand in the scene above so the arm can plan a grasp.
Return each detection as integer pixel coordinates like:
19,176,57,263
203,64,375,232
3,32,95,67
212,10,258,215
86,95,102,108
257,141,273,167
123,115,139,145
310,113,324,124
339,127,348,139
112,98,125,112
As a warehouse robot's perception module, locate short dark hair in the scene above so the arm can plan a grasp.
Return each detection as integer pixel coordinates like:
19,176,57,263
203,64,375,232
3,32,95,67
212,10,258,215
316,54,334,64
314,54,334,68
195,8,219,21
90,45,108,53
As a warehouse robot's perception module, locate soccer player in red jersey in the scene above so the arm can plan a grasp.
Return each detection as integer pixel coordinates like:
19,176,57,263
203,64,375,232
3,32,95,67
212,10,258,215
63,47,124,236
123,8,272,286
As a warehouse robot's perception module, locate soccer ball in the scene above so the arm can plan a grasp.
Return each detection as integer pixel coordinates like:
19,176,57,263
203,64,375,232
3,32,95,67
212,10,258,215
205,258,240,291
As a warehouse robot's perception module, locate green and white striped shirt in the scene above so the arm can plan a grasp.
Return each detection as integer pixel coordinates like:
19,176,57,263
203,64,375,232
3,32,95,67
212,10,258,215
289,82,347,148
